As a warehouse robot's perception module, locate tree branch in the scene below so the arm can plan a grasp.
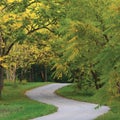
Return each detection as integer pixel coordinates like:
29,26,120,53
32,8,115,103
43,26,55,33
5,40,18,55
26,27,41,35
26,20,56,35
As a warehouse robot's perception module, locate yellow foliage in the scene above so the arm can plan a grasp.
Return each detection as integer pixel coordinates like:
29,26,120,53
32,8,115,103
0,57,3,61
0,0,50,34
1,63,8,69
7,0,15,3
7,0,22,3
109,3,117,10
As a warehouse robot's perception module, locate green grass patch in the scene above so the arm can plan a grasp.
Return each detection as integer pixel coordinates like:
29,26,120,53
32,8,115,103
56,84,120,120
0,82,57,120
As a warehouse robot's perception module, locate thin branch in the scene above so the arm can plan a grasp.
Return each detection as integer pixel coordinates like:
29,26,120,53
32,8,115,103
5,40,18,55
27,27,41,35
26,20,56,35
43,26,55,33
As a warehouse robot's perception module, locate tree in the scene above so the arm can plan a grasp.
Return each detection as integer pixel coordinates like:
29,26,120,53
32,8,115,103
52,0,120,94
95,0,120,95
0,0,66,97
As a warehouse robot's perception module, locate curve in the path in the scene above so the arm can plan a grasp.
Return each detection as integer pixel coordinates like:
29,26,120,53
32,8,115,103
26,83,110,120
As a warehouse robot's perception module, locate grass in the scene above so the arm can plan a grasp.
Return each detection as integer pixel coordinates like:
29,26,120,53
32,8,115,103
56,84,120,120
0,81,57,120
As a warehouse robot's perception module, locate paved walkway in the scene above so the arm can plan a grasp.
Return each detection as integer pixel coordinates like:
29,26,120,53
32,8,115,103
26,83,110,120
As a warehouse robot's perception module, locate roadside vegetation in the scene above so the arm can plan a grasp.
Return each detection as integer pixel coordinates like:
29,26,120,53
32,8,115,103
0,81,57,120
56,84,120,120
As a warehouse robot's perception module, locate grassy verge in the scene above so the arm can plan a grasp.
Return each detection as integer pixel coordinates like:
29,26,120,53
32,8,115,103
56,84,120,120
0,82,57,120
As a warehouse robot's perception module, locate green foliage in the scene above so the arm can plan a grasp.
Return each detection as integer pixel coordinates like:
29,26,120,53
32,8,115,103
52,0,120,96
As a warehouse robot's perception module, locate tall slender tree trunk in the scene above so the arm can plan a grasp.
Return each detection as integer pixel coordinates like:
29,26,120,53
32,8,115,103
116,82,120,94
44,65,47,82
30,68,33,82
91,70,100,90
0,66,4,98
40,71,45,81
12,65,17,86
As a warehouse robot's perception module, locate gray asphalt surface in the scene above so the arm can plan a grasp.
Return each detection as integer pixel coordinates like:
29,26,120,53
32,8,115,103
26,83,110,120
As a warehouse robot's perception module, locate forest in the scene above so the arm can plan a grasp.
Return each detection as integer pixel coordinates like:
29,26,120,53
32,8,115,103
0,0,120,119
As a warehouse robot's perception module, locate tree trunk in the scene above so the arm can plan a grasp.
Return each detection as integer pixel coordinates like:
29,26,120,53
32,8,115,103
0,66,4,98
91,70,100,90
116,82,120,94
40,71,45,81
44,65,47,82
12,65,17,86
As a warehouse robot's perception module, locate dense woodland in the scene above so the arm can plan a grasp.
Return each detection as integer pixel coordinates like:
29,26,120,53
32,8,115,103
0,0,120,98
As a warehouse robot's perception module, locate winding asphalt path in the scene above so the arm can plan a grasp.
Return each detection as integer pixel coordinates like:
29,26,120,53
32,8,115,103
26,83,110,120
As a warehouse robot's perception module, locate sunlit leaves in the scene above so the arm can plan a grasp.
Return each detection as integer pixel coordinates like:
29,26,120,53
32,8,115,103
0,57,3,61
